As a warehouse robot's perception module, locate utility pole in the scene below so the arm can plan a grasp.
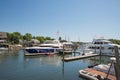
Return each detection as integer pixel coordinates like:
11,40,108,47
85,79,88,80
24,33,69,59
114,46,120,80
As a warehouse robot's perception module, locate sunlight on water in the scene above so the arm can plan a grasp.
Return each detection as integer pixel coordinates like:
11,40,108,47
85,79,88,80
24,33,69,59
0,50,110,80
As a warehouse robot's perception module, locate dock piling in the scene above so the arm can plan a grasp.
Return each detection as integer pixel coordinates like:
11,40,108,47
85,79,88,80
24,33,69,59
114,46,120,80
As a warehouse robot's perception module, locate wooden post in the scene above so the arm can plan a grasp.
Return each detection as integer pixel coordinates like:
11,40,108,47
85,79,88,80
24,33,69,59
114,46,120,80
99,45,102,64
106,60,113,80
63,44,65,60
62,45,65,79
94,46,96,53
100,45,102,55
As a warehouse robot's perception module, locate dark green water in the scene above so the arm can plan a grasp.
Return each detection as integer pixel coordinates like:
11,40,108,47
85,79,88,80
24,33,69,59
0,50,111,80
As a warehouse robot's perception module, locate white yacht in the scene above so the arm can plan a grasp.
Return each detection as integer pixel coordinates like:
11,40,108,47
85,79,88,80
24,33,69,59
25,40,63,55
40,39,63,49
62,41,74,53
87,38,120,56
39,39,63,53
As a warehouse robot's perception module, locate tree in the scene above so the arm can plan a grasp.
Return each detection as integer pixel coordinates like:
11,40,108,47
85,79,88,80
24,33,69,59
13,32,22,39
7,32,20,44
23,33,32,41
36,36,45,43
109,39,120,45
45,37,54,41
58,37,62,41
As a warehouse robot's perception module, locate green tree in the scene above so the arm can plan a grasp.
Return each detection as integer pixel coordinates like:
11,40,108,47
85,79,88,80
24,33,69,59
58,37,62,41
36,36,45,43
7,32,20,44
23,33,32,41
13,36,19,44
45,37,54,41
109,39,120,45
13,32,22,39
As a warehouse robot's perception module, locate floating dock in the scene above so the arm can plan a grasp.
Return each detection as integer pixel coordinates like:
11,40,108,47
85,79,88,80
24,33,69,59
62,51,80,54
63,54,99,61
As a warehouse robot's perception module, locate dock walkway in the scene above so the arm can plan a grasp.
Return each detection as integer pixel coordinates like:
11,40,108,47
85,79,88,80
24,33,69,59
63,54,99,61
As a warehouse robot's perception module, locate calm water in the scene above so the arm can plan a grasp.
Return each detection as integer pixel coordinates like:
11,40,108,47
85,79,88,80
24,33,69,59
0,50,111,80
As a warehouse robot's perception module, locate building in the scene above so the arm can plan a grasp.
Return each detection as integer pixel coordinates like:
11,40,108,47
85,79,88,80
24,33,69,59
28,39,40,47
0,32,8,43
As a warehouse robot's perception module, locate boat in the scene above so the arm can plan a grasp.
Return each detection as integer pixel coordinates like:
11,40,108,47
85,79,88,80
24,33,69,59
88,64,99,68
39,39,63,53
25,47,56,55
87,38,120,56
93,64,115,76
62,41,74,53
80,49,94,55
79,70,98,80
25,39,63,55
79,61,115,80
40,39,62,47
0,44,9,51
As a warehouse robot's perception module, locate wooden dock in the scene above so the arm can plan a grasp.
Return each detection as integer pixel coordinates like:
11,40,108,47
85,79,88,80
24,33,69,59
63,54,99,61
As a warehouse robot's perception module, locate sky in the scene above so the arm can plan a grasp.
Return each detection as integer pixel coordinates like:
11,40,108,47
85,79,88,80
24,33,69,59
0,0,120,42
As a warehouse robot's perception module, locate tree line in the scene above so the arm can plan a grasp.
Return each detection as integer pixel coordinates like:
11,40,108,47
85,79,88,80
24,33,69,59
7,32,55,44
108,39,120,45
6,32,120,45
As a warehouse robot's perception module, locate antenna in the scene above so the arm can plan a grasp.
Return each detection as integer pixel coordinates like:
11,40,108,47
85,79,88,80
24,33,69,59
56,31,59,40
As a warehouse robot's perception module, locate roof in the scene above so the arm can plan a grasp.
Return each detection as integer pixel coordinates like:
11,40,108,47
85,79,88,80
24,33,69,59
31,39,40,43
0,32,7,39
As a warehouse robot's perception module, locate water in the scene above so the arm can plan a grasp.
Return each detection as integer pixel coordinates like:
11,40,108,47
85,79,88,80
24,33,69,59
0,50,111,80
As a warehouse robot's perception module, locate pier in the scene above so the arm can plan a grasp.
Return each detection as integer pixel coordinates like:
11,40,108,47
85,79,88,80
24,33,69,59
63,54,99,61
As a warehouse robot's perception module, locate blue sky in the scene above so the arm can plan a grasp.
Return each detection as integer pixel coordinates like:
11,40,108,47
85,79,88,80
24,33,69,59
0,0,120,42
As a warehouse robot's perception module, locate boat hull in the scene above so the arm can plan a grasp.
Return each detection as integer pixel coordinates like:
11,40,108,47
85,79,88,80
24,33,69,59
24,47,62,56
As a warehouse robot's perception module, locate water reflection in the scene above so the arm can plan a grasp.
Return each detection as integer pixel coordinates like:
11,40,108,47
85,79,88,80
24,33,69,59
0,50,112,80
24,55,62,66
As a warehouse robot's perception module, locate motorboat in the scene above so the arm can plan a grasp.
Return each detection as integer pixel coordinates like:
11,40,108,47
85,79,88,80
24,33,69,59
25,40,63,55
79,70,98,80
39,39,63,53
0,44,9,51
40,39,63,48
80,49,94,56
62,41,74,53
87,38,120,56
79,63,115,80
25,47,56,55
93,64,115,75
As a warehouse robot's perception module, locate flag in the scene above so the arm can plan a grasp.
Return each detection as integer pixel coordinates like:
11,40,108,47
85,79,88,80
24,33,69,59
56,31,59,35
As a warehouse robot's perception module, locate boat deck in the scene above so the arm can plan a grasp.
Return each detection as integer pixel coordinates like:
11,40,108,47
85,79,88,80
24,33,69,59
85,68,116,80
